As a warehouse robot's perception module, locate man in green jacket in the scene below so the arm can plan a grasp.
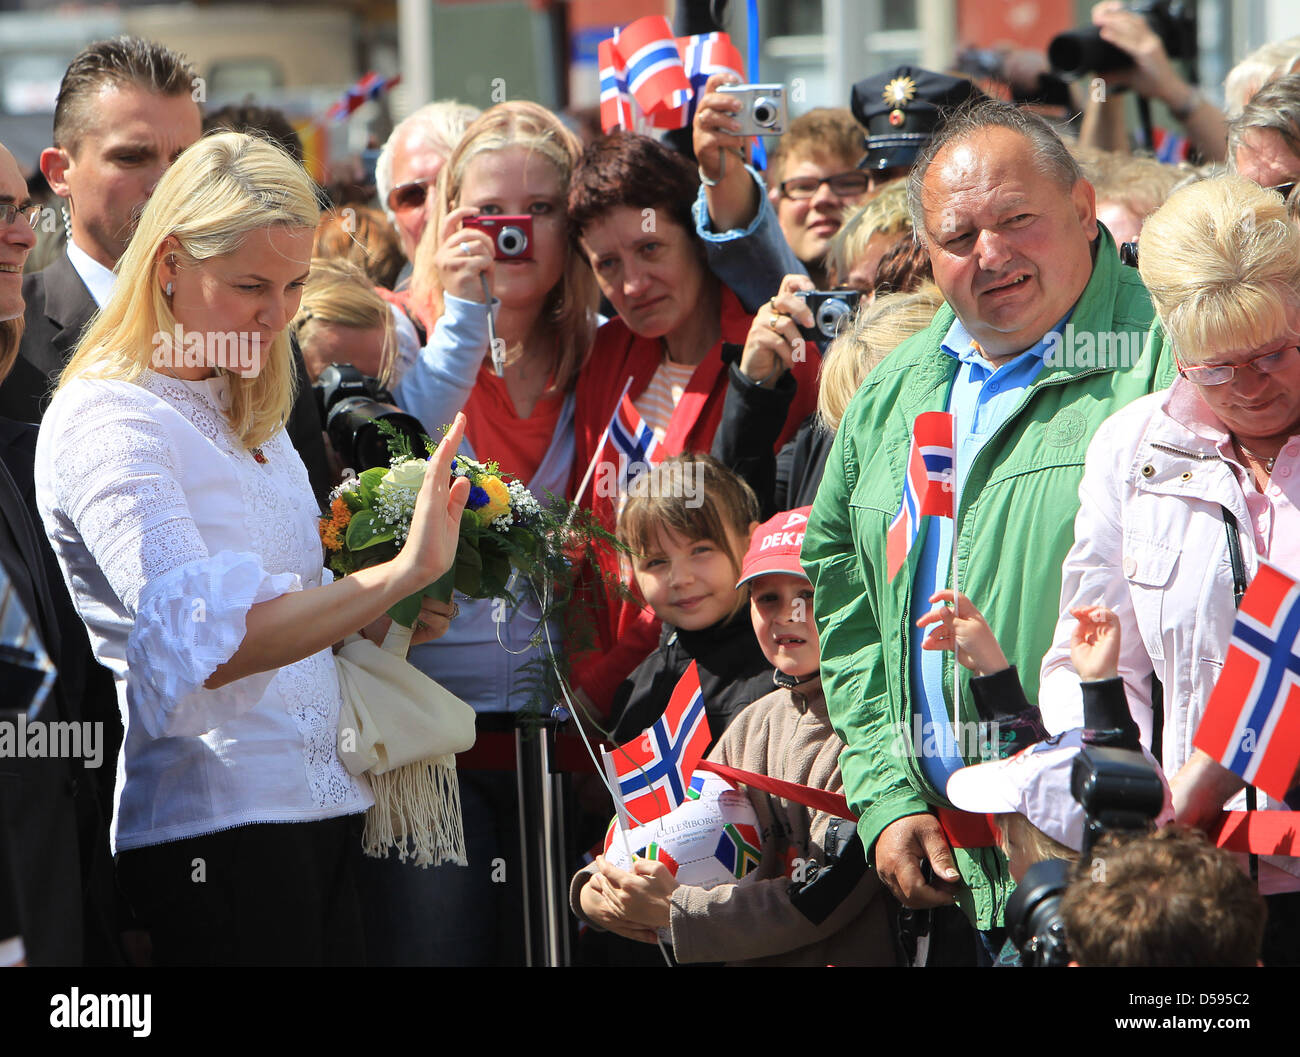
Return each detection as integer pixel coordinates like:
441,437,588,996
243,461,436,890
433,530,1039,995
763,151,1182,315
802,99,1177,943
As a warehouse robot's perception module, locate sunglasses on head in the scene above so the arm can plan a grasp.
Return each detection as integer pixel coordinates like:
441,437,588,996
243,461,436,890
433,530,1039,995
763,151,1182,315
1269,180,1297,201
387,178,432,214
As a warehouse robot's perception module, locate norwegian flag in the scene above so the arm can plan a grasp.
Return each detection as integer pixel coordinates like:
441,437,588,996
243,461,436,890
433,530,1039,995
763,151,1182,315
886,411,955,581
602,661,711,827
614,16,692,124
598,38,635,133
655,32,747,130
1194,561,1300,800
606,390,663,491
597,25,745,133
326,71,401,123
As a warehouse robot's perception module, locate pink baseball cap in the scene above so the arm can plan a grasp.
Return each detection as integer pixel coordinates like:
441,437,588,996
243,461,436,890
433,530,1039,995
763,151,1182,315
737,506,813,587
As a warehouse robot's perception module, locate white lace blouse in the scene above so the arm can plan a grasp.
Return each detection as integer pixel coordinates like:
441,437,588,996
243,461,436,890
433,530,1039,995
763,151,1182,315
34,370,372,853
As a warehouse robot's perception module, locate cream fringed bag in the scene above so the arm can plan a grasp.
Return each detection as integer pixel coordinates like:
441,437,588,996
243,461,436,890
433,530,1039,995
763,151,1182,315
334,623,476,867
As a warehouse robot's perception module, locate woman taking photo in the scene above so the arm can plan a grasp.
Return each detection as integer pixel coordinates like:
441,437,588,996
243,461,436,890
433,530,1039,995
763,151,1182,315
379,101,597,967
396,100,596,487
1038,175,1300,962
35,132,468,966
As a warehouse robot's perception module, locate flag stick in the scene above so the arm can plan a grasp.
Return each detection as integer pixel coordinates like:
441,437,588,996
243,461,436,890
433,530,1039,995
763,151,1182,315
599,744,675,966
600,746,639,858
569,375,635,519
950,412,962,748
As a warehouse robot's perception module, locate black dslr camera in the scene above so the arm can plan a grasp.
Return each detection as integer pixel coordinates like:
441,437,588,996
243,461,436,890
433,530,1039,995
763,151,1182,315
795,290,863,346
1048,1,1196,79
312,364,427,473
1004,685,1165,966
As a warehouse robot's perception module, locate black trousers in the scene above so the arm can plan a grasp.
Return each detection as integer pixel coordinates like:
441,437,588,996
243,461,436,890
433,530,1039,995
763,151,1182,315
117,815,365,967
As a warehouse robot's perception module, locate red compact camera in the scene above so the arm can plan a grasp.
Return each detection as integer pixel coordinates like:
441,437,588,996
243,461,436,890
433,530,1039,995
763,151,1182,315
463,215,533,260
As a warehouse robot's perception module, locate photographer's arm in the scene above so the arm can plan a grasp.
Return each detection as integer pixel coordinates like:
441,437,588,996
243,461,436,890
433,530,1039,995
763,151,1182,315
1077,81,1131,154
694,73,759,232
1091,0,1228,162
393,209,497,433
692,74,807,313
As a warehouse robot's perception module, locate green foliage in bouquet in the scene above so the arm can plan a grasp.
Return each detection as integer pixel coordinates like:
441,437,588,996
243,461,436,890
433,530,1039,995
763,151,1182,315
318,421,627,640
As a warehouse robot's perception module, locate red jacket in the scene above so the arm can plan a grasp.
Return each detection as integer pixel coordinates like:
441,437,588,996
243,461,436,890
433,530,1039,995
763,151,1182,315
568,285,822,712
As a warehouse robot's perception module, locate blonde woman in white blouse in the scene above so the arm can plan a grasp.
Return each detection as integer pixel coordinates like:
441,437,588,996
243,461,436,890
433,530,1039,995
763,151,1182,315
34,132,469,966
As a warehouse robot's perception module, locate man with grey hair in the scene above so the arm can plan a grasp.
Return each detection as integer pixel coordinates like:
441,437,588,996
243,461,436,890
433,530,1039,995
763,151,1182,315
1228,73,1300,194
802,98,1175,961
376,100,481,277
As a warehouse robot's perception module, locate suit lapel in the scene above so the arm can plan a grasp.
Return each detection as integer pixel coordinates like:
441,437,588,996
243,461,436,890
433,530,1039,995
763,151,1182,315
40,253,98,368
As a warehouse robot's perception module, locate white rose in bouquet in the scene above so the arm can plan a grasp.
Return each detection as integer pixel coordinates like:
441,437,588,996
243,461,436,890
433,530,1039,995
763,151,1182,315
380,458,428,492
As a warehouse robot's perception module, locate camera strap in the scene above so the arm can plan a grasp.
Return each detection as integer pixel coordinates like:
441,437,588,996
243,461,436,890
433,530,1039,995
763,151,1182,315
1221,506,1258,881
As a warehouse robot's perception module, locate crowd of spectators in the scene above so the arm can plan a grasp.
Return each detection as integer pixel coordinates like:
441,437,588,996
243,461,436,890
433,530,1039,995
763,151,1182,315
5,2,1300,969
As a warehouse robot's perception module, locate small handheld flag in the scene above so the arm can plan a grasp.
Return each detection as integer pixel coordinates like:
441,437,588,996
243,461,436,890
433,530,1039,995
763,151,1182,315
653,32,746,129
598,38,635,133
886,411,955,581
601,660,711,828
606,390,663,491
616,16,692,124
597,24,745,133
1194,560,1300,800
326,72,401,123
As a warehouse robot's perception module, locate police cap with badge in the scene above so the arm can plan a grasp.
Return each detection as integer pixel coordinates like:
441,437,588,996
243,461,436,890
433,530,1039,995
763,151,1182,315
851,66,989,174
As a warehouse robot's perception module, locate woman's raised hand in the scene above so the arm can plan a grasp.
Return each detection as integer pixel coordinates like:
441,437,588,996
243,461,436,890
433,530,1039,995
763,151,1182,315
397,412,471,593
693,72,747,183
433,206,496,303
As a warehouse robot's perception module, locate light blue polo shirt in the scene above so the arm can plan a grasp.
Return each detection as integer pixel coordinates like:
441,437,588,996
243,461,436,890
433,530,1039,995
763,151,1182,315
910,311,1071,793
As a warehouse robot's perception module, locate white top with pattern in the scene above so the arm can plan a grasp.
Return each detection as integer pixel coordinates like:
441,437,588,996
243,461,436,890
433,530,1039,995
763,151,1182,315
35,369,371,852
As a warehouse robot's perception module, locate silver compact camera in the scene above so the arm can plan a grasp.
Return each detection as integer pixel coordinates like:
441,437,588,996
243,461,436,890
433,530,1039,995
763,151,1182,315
717,83,787,136
796,290,864,344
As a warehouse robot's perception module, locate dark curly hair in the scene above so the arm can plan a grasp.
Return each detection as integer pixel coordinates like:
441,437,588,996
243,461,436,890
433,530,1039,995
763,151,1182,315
568,132,699,237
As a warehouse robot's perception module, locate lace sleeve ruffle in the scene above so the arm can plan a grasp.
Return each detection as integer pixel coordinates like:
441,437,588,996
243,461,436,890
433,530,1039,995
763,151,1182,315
126,550,302,738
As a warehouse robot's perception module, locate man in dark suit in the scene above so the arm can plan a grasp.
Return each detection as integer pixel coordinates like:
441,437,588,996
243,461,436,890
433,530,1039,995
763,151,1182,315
0,137,119,967
3,37,332,508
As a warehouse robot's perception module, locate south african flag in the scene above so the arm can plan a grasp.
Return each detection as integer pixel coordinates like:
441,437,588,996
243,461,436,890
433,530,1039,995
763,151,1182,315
714,822,762,879
640,841,680,876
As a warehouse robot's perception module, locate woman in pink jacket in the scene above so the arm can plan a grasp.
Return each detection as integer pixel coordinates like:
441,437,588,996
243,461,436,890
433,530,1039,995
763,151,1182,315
1037,175,1300,962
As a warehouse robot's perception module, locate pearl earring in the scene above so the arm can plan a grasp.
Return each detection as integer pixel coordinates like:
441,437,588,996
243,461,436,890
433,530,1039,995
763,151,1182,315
165,282,174,297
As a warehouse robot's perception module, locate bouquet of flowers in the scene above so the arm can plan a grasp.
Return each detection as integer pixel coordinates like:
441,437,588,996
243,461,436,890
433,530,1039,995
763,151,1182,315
322,426,620,867
319,426,614,635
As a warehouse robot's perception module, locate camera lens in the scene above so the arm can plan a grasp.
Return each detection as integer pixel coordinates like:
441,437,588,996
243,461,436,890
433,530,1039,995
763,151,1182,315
496,225,528,257
752,97,778,128
816,298,853,338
